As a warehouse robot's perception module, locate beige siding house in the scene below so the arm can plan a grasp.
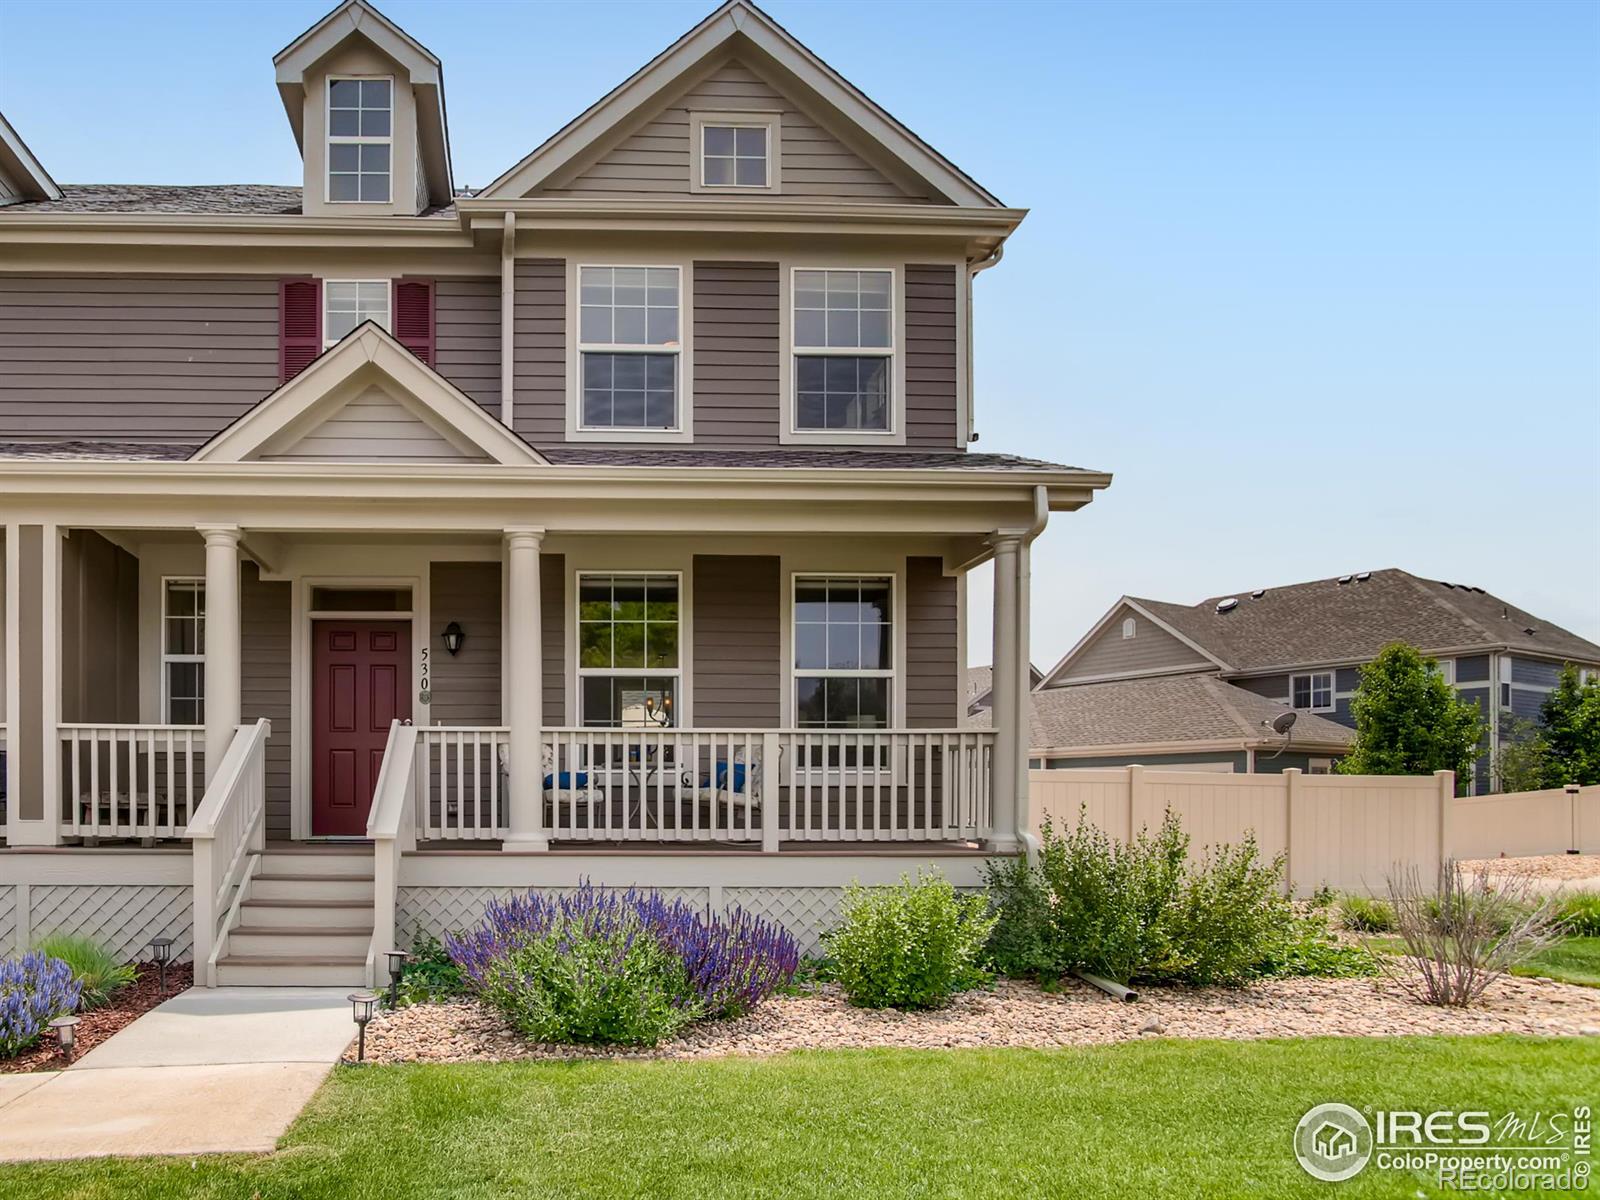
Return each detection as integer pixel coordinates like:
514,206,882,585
0,0,1109,978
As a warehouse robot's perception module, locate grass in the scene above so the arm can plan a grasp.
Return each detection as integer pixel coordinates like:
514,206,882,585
1364,934,1600,989
0,1037,1595,1199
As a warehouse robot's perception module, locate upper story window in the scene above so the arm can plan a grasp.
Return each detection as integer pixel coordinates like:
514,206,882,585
328,77,392,203
578,573,681,726
702,124,768,187
578,266,681,430
1291,671,1334,713
794,575,893,728
792,269,894,433
324,280,390,347
1429,658,1455,686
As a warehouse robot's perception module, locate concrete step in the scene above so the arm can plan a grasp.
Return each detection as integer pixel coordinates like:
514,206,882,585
237,899,374,930
215,956,368,987
229,927,373,958
256,849,373,877
250,873,374,903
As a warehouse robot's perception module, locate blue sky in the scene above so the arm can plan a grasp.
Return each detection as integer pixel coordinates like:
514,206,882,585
2,0,1596,667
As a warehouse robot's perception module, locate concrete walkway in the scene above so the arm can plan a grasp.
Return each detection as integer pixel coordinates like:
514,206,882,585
0,988,355,1162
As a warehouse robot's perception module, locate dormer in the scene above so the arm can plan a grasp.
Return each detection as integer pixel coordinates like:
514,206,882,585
273,0,453,217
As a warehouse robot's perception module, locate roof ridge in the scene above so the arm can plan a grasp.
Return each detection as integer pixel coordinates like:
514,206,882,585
1199,675,1265,740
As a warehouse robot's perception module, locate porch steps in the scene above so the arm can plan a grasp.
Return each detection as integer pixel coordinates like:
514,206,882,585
216,847,374,987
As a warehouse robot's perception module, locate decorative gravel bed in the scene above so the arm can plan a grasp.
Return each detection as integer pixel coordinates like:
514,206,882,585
0,961,193,1074
344,974,1600,1065
1461,854,1600,885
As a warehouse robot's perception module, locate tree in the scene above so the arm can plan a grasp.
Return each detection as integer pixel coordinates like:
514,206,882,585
1336,643,1485,782
1492,718,1550,794
1538,664,1600,786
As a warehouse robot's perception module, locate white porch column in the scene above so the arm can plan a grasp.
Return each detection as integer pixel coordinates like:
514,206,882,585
987,534,1022,852
6,523,63,845
504,526,547,851
199,525,241,784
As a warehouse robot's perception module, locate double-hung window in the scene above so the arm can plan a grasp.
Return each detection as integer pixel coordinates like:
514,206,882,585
579,266,681,431
1290,671,1333,712
794,576,893,728
578,574,681,726
163,579,205,725
324,280,390,346
793,269,893,432
327,78,392,203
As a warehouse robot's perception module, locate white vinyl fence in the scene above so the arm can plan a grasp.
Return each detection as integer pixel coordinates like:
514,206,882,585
1029,766,1600,897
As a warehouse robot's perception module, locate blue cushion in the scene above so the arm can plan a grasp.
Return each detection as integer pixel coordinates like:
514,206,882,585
542,771,589,789
699,762,748,793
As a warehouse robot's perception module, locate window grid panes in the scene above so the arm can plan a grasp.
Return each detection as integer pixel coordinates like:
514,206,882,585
163,579,205,725
793,269,892,433
702,125,768,187
1291,672,1333,712
578,574,681,727
328,78,392,203
324,281,390,346
794,576,892,729
579,266,681,430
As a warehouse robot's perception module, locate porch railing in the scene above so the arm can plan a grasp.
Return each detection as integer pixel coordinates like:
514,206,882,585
59,723,204,841
368,719,419,988
186,719,270,986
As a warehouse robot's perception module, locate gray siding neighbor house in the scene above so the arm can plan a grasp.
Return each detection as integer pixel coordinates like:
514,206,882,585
1030,569,1600,789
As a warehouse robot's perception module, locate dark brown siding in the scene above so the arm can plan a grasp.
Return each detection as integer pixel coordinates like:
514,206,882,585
692,262,780,443
59,531,139,724
905,555,958,726
0,274,279,444
904,265,959,450
241,563,292,840
429,562,502,726
541,553,566,725
512,259,565,445
434,278,500,413
692,555,781,726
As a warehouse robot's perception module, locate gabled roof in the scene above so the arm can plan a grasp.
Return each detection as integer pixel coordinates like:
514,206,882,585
273,0,453,206
1037,596,1231,687
0,110,61,203
478,0,1000,207
964,663,1044,713
192,323,544,466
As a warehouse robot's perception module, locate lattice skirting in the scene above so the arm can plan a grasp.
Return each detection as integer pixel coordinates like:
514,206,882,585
0,885,16,957
26,884,193,963
397,886,712,948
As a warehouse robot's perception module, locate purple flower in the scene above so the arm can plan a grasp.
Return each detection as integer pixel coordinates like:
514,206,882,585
1,951,83,1057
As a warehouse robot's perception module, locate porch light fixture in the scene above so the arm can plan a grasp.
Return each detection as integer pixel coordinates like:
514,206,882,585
644,694,673,727
348,991,379,1063
442,621,465,656
50,1015,80,1064
384,950,409,1009
148,937,174,996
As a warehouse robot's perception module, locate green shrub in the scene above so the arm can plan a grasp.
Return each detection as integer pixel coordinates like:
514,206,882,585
1260,908,1378,978
32,934,135,1010
827,870,996,1010
1555,891,1600,937
1154,835,1291,986
1339,895,1397,933
396,935,467,1006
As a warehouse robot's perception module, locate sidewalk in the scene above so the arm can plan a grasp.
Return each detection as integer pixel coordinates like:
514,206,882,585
0,987,355,1162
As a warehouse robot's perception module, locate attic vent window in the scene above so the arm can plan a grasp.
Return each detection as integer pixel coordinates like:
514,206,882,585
703,125,768,187
328,77,392,203
1122,617,1136,639
1215,597,1239,614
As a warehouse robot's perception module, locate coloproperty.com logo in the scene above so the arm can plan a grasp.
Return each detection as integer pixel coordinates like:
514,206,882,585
1294,1102,1593,1190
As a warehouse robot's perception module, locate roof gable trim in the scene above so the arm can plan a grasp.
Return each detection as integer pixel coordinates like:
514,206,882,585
1037,597,1232,689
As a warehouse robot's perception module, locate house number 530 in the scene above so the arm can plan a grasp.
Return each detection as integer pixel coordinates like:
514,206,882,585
419,645,431,706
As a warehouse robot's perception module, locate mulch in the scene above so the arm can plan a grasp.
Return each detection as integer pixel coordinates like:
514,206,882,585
0,961,194,1074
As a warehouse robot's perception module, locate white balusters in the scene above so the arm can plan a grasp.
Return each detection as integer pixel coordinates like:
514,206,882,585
58,724,201,841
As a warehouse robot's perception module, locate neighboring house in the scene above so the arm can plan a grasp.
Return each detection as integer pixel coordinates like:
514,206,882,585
1034,569,1600,788
964,663,1042,717
0,0,1110,983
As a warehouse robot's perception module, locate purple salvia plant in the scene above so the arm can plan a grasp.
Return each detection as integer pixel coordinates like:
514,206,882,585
0,951,83,1058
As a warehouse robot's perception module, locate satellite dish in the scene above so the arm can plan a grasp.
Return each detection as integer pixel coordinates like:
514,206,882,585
1261,710,1297,760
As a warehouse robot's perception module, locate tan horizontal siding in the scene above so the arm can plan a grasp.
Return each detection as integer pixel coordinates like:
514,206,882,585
430,562,502,727
693,555,781,726
692,261,780,444
435,277,500,412
241,564,293,840
904,265,959,450
512,258,565,445
905,555,958,727
542,553,566,725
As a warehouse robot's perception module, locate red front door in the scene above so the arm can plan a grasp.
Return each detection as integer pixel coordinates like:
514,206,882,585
312,620,412,837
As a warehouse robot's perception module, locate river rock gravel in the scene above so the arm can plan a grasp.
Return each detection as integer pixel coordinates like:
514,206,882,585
343,974,1600,1066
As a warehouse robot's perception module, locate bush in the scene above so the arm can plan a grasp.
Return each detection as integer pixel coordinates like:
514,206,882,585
32,934,135,1010
1260,908,1378,979
1155,836,1291,986
1554,892,1600,938
1,952,83,1057
1339,895,1397,933
447,883,798,1046
396,935,467,1006
827,870,996,1010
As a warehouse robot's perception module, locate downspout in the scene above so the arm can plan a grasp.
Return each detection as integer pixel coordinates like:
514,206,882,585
500,210,516,429
964,244,1004,444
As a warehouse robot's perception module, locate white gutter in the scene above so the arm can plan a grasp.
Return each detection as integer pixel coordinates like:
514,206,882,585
500,211,516,428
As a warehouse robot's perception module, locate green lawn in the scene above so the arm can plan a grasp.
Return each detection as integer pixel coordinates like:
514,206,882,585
1511,936,1600,987
1,1037,1595,1199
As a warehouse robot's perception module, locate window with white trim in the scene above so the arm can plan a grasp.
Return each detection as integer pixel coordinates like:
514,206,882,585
162,579,205,725
578,574,680,726
1307,758,1333,775
324,280,390,346
1429,658,1455,685
1122,617,1137,639
327,77,392,203
792,269,893,432
794,576,892,728
1290,671,1333,712
701,123,769,188
578,266,681,430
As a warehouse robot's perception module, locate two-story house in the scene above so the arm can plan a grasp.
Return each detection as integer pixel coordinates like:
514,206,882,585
1027,569,1600,788
0,0,1109,983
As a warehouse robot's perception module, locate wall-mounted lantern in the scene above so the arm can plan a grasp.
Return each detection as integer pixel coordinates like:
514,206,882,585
442,621,465,656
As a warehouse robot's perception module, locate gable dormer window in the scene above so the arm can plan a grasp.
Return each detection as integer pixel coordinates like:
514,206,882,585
691,112,780,194
324,280,390,347
327,77,392,203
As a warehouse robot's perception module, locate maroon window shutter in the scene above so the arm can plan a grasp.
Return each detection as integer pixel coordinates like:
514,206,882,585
394,278,435,366
279,278,321,383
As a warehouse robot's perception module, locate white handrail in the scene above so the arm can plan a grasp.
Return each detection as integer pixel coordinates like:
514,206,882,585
185,719,271,986
367,720,419,987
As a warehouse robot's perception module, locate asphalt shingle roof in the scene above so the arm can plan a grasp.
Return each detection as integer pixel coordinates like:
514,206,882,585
0,183,458,218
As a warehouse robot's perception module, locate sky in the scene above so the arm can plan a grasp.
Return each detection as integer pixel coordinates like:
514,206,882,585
2,0,1596,669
